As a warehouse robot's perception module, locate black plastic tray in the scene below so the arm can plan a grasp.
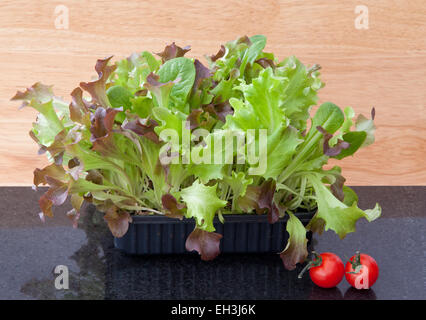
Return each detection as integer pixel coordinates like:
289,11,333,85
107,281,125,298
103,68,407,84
114,210,315,255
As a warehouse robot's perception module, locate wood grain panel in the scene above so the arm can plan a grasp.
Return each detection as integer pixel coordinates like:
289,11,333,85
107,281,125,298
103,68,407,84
0,0,425,185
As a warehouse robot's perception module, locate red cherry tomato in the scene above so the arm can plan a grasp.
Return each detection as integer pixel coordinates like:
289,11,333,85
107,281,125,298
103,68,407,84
299,252,345,288
345,252,379,289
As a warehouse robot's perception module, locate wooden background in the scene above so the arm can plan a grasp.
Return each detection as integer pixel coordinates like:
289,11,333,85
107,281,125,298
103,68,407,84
0,0,425,186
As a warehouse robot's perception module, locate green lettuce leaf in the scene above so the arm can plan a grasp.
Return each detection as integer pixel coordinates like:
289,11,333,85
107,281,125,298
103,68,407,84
356,108,376,147
275,57,323,131
180,180,227,232
306,172,381,239
157,57,196,111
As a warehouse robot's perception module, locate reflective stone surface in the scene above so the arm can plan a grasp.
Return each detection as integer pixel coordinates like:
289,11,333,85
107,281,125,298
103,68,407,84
0,187,424,300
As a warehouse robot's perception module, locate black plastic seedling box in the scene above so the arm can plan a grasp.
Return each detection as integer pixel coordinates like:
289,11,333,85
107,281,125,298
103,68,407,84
114,210,315,255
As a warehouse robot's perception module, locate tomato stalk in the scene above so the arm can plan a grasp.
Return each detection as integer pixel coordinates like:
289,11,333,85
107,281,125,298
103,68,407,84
297,251,322,279
346,251,363,274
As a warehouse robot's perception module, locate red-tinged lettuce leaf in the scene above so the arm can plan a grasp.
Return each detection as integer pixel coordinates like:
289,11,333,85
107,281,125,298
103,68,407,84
186,108,203,130
103,205,132,238
29,130,47,155
91,132,117,157
44,176,68,204
237,185,261,213
143,72,177,108
306,216,326,235
67,157,84,181
45,127,82,161
316,125,350,157
155,42,191,63
255,57,275,69
185,227,223,261
237,35,252,45
67,157,80,168
70,193,84,211
237,180,279,223
38,194,54,218
122,118,160,143
33,163,67,186
193,59,212,91
86,169,104,185
69,87,91,126
209,45,225,62
203,100,233,123
66,209,80,228
80,56,116,108
329,171,346,202
189,59,214,106
38,176,69,217
68,190,85,228
186,108,216,131
258,179,280,224
161,194,185,219
11,82,55,108
90,107,122,156
90,107,120,140
12,83,66,147
279,212,308,270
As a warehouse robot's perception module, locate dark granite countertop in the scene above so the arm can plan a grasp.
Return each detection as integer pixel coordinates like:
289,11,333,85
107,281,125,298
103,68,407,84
0,186,424,300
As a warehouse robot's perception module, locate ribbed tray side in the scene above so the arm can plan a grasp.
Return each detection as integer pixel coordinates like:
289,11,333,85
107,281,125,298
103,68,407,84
114,211,314,255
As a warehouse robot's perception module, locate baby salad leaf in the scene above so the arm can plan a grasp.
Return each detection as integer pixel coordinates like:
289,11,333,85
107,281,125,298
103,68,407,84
152,106,187,139
356,108,376,147
69,87,91,127
12,83,67,147
103,206,132,238
114,51,159,93
316,125,350,157
275,57,323,131
332,131,367,160
155,42,191,63
80,56,116,108
161,194,185,219
223,171,253,200
278,102,345,183
311,102,345,135
209,45,225,62
306,172,381,239
279,212,309,270
107,85,133,109
226,67,287,133
185,228,223,261
239,35,266,75
180,180,227,232
237,179,280,224
144,73,177,109
157,57,196,110
263,125,303,180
